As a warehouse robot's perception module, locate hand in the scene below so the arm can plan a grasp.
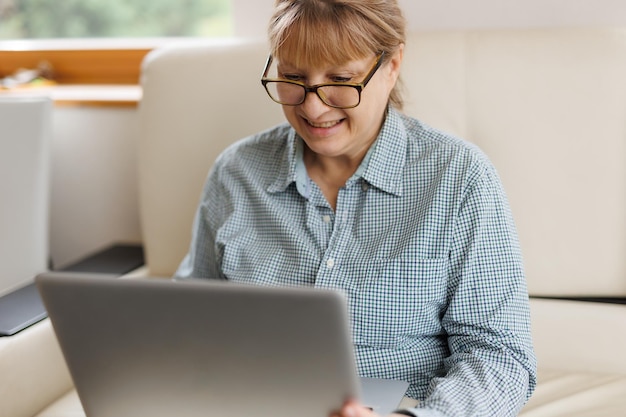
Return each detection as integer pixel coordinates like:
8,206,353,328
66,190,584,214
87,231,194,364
329,400,378,417
330,400,409,417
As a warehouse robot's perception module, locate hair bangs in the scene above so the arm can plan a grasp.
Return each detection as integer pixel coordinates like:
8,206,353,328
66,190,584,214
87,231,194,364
271,5,375,69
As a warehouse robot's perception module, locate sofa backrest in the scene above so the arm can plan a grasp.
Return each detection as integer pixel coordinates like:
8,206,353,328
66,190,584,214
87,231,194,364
138,39,284,277
138,29,626,297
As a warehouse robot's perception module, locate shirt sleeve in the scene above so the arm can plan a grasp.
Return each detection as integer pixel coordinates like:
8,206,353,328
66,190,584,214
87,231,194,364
411,163,537,416
174,161,230,281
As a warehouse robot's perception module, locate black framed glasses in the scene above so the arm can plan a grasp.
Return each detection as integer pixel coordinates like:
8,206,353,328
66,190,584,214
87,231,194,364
261,51,385,109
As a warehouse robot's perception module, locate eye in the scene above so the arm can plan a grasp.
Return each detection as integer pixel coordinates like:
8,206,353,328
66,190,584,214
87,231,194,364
282,73,305,82
331,75,353,83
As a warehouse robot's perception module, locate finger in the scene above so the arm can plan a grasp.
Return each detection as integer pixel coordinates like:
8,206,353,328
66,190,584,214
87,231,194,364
341,400,378,417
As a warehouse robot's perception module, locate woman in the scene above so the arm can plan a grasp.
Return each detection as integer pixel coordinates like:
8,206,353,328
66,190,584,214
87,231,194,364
176,0,536,416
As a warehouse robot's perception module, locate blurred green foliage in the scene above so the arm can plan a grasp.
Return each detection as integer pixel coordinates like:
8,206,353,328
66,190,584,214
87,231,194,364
0,0,232,39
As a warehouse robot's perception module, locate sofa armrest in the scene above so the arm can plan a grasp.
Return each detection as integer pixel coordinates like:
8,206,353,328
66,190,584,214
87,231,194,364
530,298,626,374
0,319,73,417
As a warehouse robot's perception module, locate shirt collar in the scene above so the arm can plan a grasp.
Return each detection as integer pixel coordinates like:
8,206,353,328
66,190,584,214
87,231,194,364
360,108,406,196
267,108,407,197
267,127,299,194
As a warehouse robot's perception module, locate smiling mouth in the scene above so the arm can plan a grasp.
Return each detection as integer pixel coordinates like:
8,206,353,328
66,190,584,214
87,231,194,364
305,118,344,129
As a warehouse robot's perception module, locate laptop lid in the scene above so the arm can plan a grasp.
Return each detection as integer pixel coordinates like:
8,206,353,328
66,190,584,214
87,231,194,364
37,273,402,417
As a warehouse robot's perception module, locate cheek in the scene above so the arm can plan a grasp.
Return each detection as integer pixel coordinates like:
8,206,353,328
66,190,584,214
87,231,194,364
281,105,293,118
363,78,391,109
281,106,299,126
359,86,389,120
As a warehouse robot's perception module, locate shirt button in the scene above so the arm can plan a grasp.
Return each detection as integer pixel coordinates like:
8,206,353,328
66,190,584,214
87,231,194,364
322,215,331,224
362,182,369,191
326,258,335,268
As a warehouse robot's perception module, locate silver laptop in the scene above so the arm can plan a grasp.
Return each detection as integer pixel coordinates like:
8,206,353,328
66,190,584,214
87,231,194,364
36,272,409,417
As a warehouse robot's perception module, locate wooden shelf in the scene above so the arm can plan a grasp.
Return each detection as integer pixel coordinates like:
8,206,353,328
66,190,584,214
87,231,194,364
0,84,142,107
0,48,150,85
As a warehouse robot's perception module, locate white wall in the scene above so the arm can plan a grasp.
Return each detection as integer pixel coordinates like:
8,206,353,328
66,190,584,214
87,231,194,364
233,0,626,36
49,107,142,269
397,0,626,30
49,0,626,270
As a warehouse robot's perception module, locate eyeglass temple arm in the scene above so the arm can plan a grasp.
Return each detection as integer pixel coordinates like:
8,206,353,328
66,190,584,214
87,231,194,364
360,51,386,87
261,54,273,79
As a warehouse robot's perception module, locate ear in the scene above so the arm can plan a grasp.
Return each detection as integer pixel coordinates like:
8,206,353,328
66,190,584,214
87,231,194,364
386,43,404,84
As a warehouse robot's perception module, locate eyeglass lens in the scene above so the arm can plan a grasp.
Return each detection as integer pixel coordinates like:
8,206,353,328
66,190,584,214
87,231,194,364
265,82,360,108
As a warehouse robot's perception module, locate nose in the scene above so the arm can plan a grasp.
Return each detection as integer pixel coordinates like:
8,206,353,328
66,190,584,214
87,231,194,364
299,89,330,117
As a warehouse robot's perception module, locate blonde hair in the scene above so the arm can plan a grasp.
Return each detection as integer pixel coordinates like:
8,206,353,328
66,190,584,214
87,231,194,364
268,0,406,109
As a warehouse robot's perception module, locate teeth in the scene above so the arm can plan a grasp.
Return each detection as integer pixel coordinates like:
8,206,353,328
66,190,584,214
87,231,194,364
308,119,340,128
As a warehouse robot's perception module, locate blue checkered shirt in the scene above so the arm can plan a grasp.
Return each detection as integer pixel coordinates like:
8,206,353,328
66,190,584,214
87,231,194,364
176,108,537,416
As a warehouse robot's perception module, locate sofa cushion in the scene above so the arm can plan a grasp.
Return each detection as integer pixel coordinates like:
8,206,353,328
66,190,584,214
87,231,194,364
34,390,83,417
35,369,626,417
530,298,626,374
0,319,73,417
520,369,626,416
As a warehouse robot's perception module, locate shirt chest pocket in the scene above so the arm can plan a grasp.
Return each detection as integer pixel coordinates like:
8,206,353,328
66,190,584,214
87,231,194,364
343,257,449,349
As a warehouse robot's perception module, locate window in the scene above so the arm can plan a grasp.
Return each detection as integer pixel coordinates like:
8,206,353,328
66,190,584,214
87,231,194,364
0,0,232,104
0,0,232,39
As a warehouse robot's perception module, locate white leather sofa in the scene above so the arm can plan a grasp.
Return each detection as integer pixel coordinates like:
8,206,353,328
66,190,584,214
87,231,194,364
3,28,626,416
